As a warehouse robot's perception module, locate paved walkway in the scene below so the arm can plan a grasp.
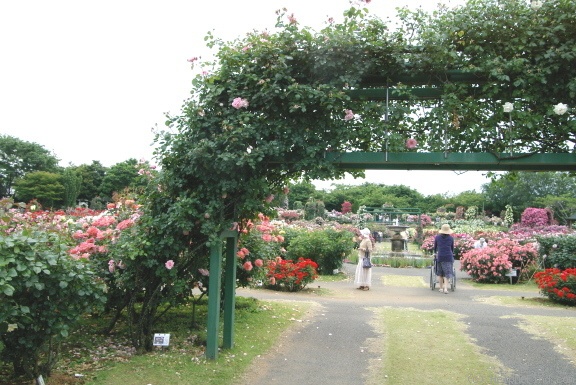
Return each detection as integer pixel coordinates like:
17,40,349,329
234,262,576,385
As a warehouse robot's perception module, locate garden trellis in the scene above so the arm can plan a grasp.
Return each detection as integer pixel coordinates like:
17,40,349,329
151,0,576,359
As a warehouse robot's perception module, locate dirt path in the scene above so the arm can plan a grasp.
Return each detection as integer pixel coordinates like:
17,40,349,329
234,263,576,385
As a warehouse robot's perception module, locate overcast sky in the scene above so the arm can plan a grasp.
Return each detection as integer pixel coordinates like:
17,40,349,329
1,0,491,196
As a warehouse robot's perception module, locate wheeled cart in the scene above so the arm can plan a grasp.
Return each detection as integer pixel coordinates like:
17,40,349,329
429,257,456,291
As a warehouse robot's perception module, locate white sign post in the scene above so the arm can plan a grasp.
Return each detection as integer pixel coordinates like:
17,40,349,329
153,333,170,347
505,269,517,284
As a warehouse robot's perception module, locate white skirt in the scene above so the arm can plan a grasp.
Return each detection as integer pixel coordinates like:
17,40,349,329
354,259,372,287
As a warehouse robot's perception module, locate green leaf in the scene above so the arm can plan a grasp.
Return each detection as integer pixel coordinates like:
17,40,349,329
2,285,14,296
59,281,68,289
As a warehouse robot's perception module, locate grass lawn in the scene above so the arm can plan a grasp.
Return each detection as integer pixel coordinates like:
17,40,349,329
1,274,573,385
0,298,311,385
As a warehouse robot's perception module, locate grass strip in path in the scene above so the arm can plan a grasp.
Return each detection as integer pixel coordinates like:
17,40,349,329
381,275,427,288
368,307,509,385
507,315,576,364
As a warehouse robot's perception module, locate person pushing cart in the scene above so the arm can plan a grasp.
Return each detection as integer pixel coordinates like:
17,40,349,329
431,224,456,294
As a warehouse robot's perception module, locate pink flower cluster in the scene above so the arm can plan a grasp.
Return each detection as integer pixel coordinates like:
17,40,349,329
237,247,250,259
255,213,285,243
520,207,550,227
277,209,301,222
68,201,141,261
232,97,249,109
344,109,354,121
460,238,537,283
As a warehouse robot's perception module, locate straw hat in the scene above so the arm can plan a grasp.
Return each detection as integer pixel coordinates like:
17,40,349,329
438,224,453,234
360,228,371,237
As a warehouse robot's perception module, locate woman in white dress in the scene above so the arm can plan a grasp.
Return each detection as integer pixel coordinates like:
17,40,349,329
354,228,374,291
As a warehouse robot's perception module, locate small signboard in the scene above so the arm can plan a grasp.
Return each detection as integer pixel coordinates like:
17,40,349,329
505,270,517,277
153,333,170,346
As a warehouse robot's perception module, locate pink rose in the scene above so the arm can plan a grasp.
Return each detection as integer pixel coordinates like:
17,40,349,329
231,97,249,109
406,138,418,149
165,260,175,270
108,260,116,273
344,109,354,121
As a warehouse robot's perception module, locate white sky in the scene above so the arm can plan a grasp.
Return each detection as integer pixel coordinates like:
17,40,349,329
0,0,491,196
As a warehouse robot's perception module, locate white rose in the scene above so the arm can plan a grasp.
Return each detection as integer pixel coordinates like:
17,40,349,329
553,103,569,115
503,102,514,113
531,1,543,10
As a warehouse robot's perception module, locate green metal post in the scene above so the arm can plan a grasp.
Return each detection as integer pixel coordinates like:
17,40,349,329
206,241,223,360
223,233,237,349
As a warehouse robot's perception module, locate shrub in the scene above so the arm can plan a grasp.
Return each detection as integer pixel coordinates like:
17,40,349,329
419,232,474,259
460,239,538,283
460,248,513,283
285,228,355,274
407,214,432,227
0,230,106,379
453,233,475,259
521,208,549,227
265,257,318,292
534,268,576,306
236,217,285,287
535,234,576,269
277,209,301,222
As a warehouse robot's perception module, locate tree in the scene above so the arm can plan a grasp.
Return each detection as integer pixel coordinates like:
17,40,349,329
62,168,82,208
483,172,576,218
99,159,140,199
0,135,59,198
534,194,576,225
451,190,485,215
287,180,321,210
74,161,107,204
14,171,64,208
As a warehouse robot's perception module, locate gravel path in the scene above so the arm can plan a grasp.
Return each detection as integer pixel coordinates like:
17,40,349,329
234,262,576,385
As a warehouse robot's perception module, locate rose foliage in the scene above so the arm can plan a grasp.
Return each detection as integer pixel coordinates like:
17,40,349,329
0,209,107,379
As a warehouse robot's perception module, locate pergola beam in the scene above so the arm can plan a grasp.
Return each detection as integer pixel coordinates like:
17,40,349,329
324,152,576,171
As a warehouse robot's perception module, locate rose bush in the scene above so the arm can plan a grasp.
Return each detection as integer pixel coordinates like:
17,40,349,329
535,234,576,269
0,209,107,379
460,239,538,283
265,257,318,292
534,268,576,306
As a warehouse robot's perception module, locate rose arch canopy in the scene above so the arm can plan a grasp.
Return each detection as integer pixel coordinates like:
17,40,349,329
159,0,576,359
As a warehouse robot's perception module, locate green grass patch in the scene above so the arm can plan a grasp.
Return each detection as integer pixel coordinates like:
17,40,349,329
348,255,431,268
316,272,348,282
476,295,574,310
82,299,309,385
382,275,427,288
467,280,540,292
370,307,509,385
509,314,576,364
0,298,310,385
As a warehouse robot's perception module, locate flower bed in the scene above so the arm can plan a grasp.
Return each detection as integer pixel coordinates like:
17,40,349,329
265,257,318,292
534,268,576,306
